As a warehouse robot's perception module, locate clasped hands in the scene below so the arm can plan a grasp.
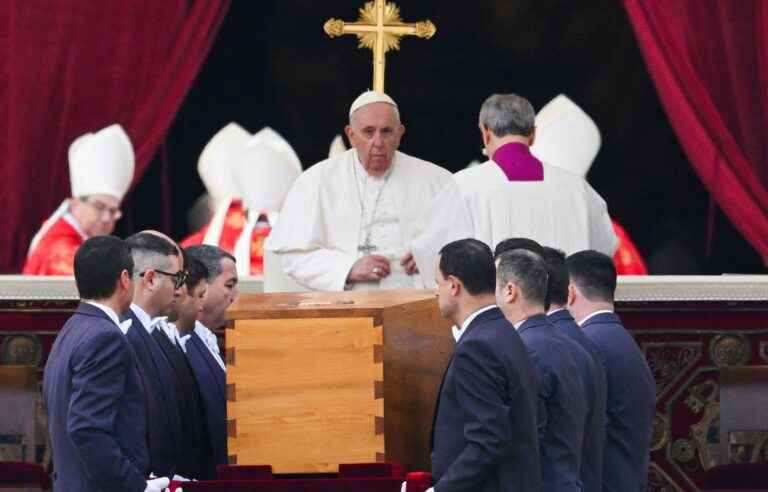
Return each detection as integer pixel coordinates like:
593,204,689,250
348,252,419,283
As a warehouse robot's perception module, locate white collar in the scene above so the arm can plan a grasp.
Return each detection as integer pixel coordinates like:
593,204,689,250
85,301,131,334
452,304,497,342
157,319,182,345
513,319,526,330
177,333,191,352
353,152,393,184
578,309,614,326
194,321,226,371
130,303,159,334
63,212,88,240
547,307,567,316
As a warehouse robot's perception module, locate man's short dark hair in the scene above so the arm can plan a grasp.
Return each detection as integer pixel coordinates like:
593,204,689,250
185,245,235,282
542,247,568,306
125,232,179,257
438,238,495,295
495,238,549,309
494,237,545,259
74,236,133,300
566,250,617,303
125,232,180,276
183,255,209,291
496,249,548,307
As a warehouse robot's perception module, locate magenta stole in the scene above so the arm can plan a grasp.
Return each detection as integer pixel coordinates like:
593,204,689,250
492,142,544,181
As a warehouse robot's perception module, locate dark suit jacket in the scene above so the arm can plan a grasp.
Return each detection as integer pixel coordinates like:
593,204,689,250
518,314,587,492
152,329,214,479
125,308,183,477
548,309,608,492
185,330,227,467
580,312,655,492
431,307,541,492
43,303,148,492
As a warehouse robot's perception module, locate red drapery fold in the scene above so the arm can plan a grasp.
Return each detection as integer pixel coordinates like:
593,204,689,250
622,0,768,259
0,0,230,272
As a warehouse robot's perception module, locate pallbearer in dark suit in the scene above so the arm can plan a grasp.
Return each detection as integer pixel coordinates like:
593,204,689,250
430,239,540,492
124,232,187,478
543,246,607,492
153,255,214,479
43,236,167,492
495,247,587,491
183,245,240,468
566,250,655,492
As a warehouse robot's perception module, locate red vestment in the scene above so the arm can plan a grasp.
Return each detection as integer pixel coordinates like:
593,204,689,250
612,221,648,275
180,200,269,275
180,201,247,254
22,217,84,275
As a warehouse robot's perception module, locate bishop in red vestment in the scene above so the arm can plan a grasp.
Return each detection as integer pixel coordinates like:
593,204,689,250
23,124,134,275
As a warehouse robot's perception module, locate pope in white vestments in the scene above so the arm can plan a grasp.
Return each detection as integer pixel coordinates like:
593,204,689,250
265,91,455,291
411,93,617,286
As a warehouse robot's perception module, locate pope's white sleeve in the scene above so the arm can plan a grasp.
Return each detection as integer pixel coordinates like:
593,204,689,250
410,180,475,288
279,249,357,292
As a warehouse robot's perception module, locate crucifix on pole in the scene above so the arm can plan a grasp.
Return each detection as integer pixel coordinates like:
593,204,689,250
324,0,437,92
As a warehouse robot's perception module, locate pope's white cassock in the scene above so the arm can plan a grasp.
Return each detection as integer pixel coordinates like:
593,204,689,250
267,148,453,291
411,98,618,286
266,92,454,291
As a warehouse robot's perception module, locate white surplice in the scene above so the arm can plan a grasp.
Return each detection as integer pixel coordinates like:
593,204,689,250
411,160,618,287
265,148,454,291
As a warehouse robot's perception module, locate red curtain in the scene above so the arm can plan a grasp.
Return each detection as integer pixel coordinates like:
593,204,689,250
0,0,230,272
623,0,768,259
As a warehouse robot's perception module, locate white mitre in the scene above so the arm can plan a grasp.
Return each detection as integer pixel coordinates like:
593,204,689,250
69,123,135,200
28,124,135,254
349,90,398,118
530,94,601,178
198,122,251,205
250,127,302,175
231,142,302,214
328,135,347,158
231,141,303,276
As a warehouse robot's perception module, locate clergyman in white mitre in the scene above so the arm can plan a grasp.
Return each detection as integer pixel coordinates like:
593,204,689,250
411,93,617,286
230,137,302,277
23,124,134,275
181,122,252,250
265,91,455,291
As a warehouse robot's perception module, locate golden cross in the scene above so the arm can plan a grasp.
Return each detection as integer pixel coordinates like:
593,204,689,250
324,0,436,92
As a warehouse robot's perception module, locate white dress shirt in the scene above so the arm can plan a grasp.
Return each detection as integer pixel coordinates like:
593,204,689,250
85,301,132,334
194,321,226,371
452,304,497,342
578,309,614,326
130,303,158,334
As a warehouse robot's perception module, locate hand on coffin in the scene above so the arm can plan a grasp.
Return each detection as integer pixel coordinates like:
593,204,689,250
400,251,420,275
144,477,170,492
348,255,391,283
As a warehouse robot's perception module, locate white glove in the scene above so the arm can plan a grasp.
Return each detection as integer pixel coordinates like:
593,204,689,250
171,475,191,482
144,477,170,492
401,481,407,492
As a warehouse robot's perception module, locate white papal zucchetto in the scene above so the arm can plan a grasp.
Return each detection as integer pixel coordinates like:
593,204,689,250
349,90,398,119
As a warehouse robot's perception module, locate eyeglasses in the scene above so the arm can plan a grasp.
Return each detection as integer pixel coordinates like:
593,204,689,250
82,198,122,220
140,269,188,289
